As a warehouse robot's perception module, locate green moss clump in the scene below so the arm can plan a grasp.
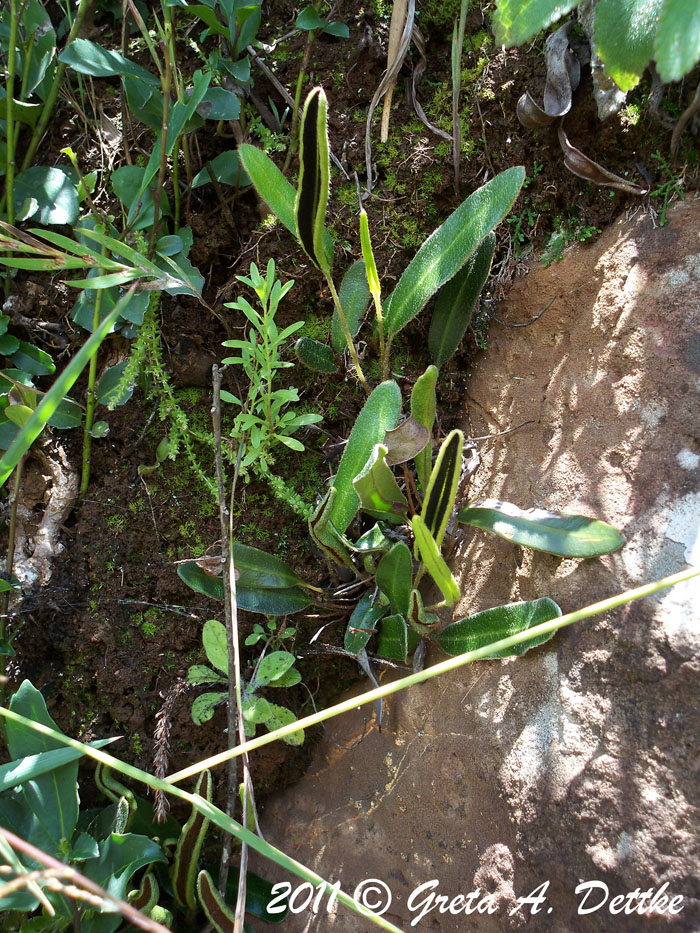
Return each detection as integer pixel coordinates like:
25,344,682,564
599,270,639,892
418,0,462,31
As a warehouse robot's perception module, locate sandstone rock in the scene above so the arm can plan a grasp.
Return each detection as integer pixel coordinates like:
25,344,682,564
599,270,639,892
253,200,700,932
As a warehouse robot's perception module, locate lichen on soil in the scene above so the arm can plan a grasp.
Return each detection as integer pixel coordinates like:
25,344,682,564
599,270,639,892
3,0,698,814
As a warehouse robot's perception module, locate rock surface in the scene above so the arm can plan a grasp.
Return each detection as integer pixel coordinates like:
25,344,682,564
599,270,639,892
253,200,700,931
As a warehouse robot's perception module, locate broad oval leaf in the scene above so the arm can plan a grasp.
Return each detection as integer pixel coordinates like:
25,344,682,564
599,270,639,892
187,664,225,685
191,692,226,724
253,651,296,687
429,233,495,365
595,0,664,92
196,86,241,121
202,619,228,674
14,166,79,226
331,259,370,351
97,361,133,407
330,380,402,534
264,703,305,746
655,0,700,82
295,336,337,373
492,0,579,47
177,561,312,616
384,166,525,338
436,597,562,658
376,542,412,617
456,499,626,557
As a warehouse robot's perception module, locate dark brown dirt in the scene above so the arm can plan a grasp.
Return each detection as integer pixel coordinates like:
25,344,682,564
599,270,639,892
3,0,698,823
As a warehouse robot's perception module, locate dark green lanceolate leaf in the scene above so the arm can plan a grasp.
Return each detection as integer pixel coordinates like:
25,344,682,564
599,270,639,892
410,364,438,491
224,865,290,923
295,336,337,373
378,614,410,661
420,430,463,550
436,597,561,657
14,166,79,226
177,561,312,615
0,740,115,793
331,259,371,351
202,619,228,674
492,0,579,46
411,515,460,606
330,380,402,534
344,592,387,655
656,0,700,82
352,443,408,523
295,87,333,272
59,39,159,84
172,770,212,910
191,150,251,188
383,167,525,338
376,542,412,616
2,682,79,861
429,233,495,365
456,499,626,557
232,541,307,589
595,0,665,92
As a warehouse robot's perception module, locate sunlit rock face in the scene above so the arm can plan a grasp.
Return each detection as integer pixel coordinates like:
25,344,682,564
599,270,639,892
253,200,700,932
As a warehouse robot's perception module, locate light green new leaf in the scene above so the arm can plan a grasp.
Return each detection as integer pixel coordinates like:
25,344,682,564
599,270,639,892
595,0,665,91
252,652,297,688
655,0,700,82
352,443,408,523
308,487,356,569
436,597,561,657
429,233,495,365
384,167,525,337
492,0,579,46
411,515,460,606
331,260,370,350
456,499,626,557
203,619,228,675
410,364,438,491
330,380,402,534
264,704,304,746
376,542,412,617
